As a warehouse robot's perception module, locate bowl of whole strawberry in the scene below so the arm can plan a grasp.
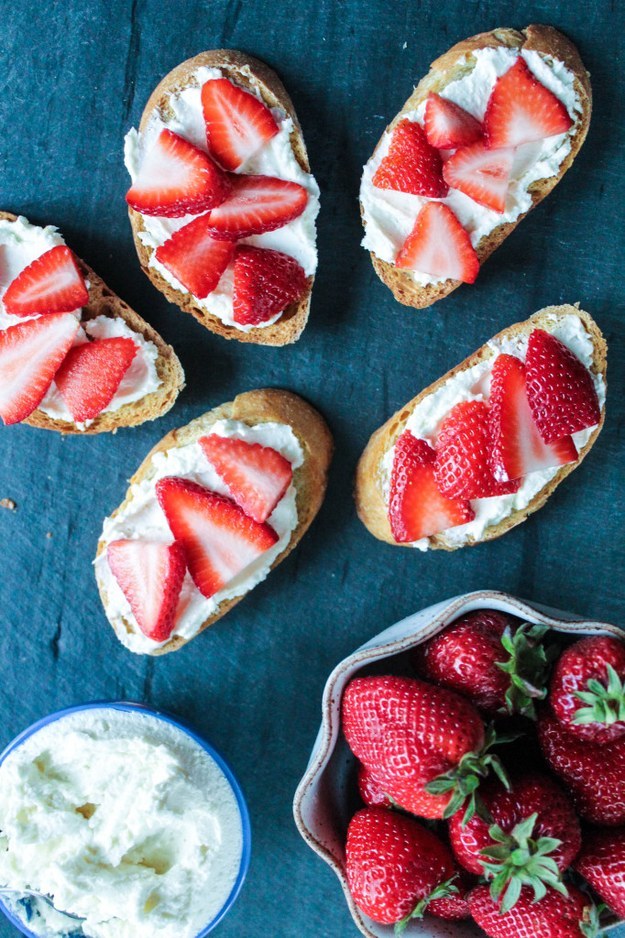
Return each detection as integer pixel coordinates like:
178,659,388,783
294,590,625,937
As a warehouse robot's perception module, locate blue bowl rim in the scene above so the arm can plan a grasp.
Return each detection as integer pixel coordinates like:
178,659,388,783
0,700,252,938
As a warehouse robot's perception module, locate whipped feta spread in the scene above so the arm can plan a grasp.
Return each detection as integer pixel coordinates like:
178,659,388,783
96,419,303,653
380,313,606,549
0,216,161,427
0,707,244,938
124,66,320,332
360,48,582,285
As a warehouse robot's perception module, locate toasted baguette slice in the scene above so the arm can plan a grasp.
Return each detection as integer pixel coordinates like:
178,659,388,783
363,25,592,308
0,211,184,434
96,388,333,654
129,50,316,346
356,304,606,550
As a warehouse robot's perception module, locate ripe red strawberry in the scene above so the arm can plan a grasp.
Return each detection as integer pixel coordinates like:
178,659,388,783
488,353,577,482
0,314,79,425
395,202,480,283
443,141,514,213
434,401,521,499
575,827,625,919
423,93,483,149
415,611,552,717
357,764,393,808
126,128,231,217
484,57,573,150
107,539,186,642
204,175,308,240
372,119,448,197
3,245,89,317
389,431,474,543
549,636,625,744
154,215,235,298
345,807,469,926
201,78,279,171
538,710,625,825
231,246,307,325
468,883,599,938
156,477,279,599
199,433,293,523
525,329,601,443
54,337,137,422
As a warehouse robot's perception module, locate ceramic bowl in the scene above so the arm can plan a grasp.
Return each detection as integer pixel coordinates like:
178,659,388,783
293,590,623,938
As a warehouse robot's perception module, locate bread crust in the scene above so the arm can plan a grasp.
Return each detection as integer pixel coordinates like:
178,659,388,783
363,25,592,309
96,388,333,654
0,211,184,434
355,304,606,549
129,50,315,346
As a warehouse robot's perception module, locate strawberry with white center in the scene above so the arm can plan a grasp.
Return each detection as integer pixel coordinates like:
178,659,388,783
443,141,514,213
373,119,448,197
155,215,235,298
107,539,186,642
203,175,308,241
199,433,293,523
395,202,479,283
156,477,279,599
3,245,89,317
126,128,231,217
54,337,138,422
484,57,573,149
0,314,79,425
424,93,483,149
201,77,280,171
488,353,577,483
232,246,307,325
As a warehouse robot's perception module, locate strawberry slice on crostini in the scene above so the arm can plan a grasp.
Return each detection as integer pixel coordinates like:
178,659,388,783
155,214,235,298
373,119,448,198
107,539,187,642
488,353,577,482
443,141,514,213
199,434,293,523
3,245,89,317
54,337,138,422
232,246,307,325
126,128,231,217
424,93,483,149
201,77,280,171
156,477,279,599
484,58,573,150
396,202,479,283
389,431,474,542
203,175,308,240
0,313,80,425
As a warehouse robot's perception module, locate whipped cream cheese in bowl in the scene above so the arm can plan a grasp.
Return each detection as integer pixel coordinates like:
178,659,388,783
0,702,250,938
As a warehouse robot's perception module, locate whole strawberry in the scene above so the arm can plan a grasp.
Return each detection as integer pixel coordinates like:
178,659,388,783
416,611,553,717
575,827,625,918
468,883,600,938
550,635,625,743
345,806,469,928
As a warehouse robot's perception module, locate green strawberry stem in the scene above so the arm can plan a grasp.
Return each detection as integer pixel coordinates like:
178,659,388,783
573,663,625,727
394,875,459,935
579,902,607,938
496,623,556,719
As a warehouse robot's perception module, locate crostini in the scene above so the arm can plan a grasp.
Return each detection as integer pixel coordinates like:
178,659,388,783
124,51,320,345
0,213,184,433
355,304,606,550
96,389,333,654
360,25,591,308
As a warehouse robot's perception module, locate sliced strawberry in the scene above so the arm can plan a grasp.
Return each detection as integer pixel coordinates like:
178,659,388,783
54,337,137,422
396,202,479,283
434,401,521,499
525,329,601,443
156,477,279,599
424,93,483,149
201,78,279,171
389,431,474,543
232,246,307,325
372,119,448,197
203,175,308,241
107,539,186,642
484,57,573,149
154,215,235,298
3,245,89,317
488,353,578,482
126,128,231,218
199,434,293,523
0,314,79,424
443,141,514,213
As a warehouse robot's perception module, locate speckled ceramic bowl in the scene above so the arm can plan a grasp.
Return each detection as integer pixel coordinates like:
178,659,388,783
293,590,623,938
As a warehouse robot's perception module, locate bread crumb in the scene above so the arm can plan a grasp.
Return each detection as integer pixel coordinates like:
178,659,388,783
46,532,53,539
0,498,16,511
402,41,407,49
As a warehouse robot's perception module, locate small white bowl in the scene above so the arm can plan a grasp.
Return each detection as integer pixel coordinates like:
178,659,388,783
293,590,623,938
